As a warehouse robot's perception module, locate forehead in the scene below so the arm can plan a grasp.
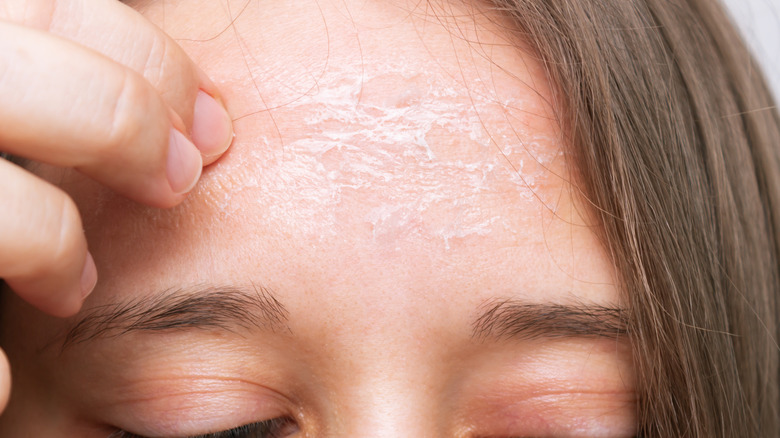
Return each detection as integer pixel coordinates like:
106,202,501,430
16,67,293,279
59,0,616,311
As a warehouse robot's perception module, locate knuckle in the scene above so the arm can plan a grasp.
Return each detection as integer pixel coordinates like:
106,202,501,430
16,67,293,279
33,191,84,275
140,32,172,88
142,33,197,91
0,0,56,29
100,70,157,158
140,35,199,121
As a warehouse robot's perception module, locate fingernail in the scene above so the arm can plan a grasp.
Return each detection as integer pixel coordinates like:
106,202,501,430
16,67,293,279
167,129,203,194
191,91,233,158
80,252,98,298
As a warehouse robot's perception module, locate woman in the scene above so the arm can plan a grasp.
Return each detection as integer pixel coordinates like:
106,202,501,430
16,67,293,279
0,0,777,436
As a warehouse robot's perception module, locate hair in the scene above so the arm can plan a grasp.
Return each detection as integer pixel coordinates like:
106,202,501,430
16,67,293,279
483,0,780,435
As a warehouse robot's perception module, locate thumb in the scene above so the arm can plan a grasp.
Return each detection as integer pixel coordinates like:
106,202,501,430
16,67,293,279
0,349,10,414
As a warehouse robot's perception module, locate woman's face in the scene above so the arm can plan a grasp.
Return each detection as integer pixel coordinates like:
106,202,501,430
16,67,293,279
0,0,635,436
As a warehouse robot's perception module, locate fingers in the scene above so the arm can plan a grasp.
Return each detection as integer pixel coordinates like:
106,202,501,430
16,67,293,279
192,90,236,166
0,22,206,207
1,0,234,162
0,159,94,318
0,0,235,322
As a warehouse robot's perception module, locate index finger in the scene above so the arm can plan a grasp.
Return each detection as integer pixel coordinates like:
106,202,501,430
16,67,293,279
2,0,233,164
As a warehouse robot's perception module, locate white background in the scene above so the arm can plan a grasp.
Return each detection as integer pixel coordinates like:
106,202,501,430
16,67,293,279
722,0,780,101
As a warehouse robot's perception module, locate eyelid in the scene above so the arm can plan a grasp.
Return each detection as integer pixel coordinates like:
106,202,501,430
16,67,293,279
90,370,297,436
111,417,298,438
461,390,637,438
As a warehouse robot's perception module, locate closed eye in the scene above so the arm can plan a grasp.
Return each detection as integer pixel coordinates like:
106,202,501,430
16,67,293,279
108,416,299,438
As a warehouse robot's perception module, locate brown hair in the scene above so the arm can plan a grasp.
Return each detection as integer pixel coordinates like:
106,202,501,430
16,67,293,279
489,0,780,435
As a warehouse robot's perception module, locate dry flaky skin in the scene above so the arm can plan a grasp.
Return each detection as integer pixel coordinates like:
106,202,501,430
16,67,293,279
0,1,635,437
198,58,562,247
77,0,567,242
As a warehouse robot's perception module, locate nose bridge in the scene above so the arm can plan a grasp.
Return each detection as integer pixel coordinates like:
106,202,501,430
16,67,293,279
303,263,460,437
326,366,443,438
316,316,450,437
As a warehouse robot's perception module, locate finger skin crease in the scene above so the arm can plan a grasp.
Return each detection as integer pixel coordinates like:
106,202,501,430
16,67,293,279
106,70,144,160
141,32,169,90
53,194,75,270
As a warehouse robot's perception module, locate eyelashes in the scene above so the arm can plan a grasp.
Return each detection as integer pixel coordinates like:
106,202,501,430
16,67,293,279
109,416,298,438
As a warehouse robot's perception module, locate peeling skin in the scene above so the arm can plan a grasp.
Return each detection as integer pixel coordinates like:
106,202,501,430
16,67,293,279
58,0,569,254
196,57,563,248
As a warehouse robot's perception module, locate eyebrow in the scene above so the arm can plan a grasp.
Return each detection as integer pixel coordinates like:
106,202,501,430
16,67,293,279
62,285,289,348
471,299,628,341
62,288,626,348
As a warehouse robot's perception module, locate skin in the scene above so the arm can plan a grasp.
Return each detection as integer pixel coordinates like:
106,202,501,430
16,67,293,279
0,0,635,436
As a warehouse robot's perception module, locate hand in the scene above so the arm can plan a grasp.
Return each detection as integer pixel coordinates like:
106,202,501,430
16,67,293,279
0,0,234,412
